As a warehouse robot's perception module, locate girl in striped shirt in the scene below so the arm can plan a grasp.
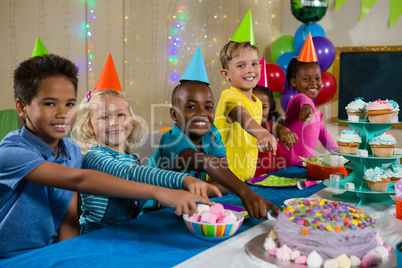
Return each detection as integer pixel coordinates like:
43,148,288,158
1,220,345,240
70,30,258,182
73,89,220,234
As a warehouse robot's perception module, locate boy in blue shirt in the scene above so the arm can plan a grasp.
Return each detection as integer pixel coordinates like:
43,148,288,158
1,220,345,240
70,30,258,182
148,47,280,219
0,43,219,258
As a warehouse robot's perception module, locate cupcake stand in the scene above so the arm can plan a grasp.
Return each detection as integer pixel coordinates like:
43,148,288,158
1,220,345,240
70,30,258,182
324,120,402,207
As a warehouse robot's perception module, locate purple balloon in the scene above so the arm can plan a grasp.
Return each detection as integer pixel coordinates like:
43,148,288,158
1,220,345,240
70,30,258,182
280,86,297,112
312,36,335,72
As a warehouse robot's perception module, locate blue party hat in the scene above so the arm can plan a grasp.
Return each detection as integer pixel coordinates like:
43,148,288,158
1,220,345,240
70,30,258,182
180,46,209,84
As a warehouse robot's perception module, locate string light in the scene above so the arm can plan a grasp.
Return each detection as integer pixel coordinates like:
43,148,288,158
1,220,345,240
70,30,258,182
168,5,185,83
86,1,96,78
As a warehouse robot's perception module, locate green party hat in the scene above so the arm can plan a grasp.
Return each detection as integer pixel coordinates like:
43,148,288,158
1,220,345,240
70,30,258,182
231,9,255,45
31,37,49,58
180,46,209,84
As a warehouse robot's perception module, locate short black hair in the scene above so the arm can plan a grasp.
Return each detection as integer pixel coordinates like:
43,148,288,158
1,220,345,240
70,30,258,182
286,58,321,91
14,54,79,104
171,80,210,106
253,85,276,112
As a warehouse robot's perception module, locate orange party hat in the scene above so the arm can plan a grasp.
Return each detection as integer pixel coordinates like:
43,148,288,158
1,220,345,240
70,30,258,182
256,57,269,88
297,33,318,63
94,53,122,92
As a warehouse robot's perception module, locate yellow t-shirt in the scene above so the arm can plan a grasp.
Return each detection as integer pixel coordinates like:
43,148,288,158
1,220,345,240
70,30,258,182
214,87,262,181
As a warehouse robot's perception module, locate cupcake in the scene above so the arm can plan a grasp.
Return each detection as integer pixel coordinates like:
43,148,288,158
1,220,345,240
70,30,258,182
367,99,394,123
368,132,397,157
337,129,362,154
364,167,392,191
345,97,367,121
387,99,399,123
385,163,402,184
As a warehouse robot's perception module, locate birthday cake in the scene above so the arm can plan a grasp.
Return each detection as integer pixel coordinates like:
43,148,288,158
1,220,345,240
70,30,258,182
264,198,390,267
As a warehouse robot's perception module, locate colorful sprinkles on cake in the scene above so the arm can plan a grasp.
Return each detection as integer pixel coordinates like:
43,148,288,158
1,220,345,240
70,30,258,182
282,198,376,235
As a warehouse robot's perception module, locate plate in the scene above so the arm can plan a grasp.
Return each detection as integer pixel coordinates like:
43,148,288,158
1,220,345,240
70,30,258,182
267,210,278,221
247,175,301,188
223,204,249,219
245,232,397,268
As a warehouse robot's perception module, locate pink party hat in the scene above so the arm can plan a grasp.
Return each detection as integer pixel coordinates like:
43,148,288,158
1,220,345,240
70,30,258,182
231,9,255,45
94,54,122,92
257,57,269,87
297,33,318,63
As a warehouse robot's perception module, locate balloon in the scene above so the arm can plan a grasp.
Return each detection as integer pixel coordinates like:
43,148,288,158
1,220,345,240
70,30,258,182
275,51,298,76
291,0,329,24
280,86,297,112
315,72,337,106
265,63,286,93
270,35,295,63
312,36,335,72
294,23,326,53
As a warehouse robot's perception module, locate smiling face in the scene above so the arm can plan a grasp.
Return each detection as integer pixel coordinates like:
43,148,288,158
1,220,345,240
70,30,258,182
17,76,77,149
170,83,214,144
220,47,261,98
290,62,322,100
253,91,270,123
90,95,133,153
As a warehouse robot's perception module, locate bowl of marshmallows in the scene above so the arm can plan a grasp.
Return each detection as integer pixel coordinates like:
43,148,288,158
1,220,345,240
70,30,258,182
182,203,244,241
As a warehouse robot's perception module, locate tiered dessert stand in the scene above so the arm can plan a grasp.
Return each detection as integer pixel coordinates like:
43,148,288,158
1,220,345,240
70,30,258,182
324,120,401,207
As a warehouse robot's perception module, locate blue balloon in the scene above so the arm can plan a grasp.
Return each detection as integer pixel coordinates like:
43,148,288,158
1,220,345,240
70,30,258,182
275,52,298,75
294,23,326,53
280,86,297,112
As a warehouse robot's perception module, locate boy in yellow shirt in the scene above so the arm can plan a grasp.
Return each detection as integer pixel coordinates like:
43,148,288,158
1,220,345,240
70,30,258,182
215,11,277,181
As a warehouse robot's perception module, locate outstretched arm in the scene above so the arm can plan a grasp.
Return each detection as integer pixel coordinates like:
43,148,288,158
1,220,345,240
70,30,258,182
177,149,281,219
228,105,277,154
25,162,219,216
272,122,298,150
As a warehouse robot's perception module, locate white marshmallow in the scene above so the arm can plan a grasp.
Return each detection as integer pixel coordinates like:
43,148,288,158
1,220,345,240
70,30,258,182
357,149,368,157
345,182,355,190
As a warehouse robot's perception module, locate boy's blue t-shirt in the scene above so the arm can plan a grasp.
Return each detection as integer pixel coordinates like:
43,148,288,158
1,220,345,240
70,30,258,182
147,124,226,180
0,125,82,258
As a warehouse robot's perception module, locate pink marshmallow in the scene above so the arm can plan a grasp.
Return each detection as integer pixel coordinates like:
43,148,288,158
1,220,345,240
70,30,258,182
187,214,201,222
294,255,307,264
383,244,392,253
268,248,279,256
217,214,236,223
209,203,225,217
200,211,217,223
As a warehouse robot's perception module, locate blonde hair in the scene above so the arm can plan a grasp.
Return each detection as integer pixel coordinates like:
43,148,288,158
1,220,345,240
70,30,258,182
219,41,259,70
72,89,145,155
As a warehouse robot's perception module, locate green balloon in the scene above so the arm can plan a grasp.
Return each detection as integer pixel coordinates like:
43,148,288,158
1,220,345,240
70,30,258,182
271,35,295,63
291,0,329,24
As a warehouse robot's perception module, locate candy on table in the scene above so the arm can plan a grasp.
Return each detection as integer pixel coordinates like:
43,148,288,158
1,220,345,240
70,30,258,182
357,149,369,157
330,174,341,182
345,182,355,190
200,211,217,224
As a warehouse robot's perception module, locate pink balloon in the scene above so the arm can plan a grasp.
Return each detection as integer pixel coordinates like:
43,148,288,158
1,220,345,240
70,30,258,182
266,63,286,93
315,72,337,106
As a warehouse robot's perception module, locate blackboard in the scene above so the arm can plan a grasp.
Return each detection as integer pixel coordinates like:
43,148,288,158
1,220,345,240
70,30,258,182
332,46,402,128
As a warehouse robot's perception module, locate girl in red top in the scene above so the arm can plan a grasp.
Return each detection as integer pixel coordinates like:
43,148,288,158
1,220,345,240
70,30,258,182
253,85,297,176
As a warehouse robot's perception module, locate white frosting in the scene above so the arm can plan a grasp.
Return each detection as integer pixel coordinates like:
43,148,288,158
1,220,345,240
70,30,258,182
345,98,367,111
374,246,389,261
349,255,361,266
291,250,300,261
336,253,351,268
337,129,362,143
276,244,292,261
263,236,277,251
307,250,323,267
364,167,392,182
369,132,397,146
323,259,339,268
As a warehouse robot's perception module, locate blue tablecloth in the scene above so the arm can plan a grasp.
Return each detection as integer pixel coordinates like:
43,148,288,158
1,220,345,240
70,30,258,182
1,166,325,267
